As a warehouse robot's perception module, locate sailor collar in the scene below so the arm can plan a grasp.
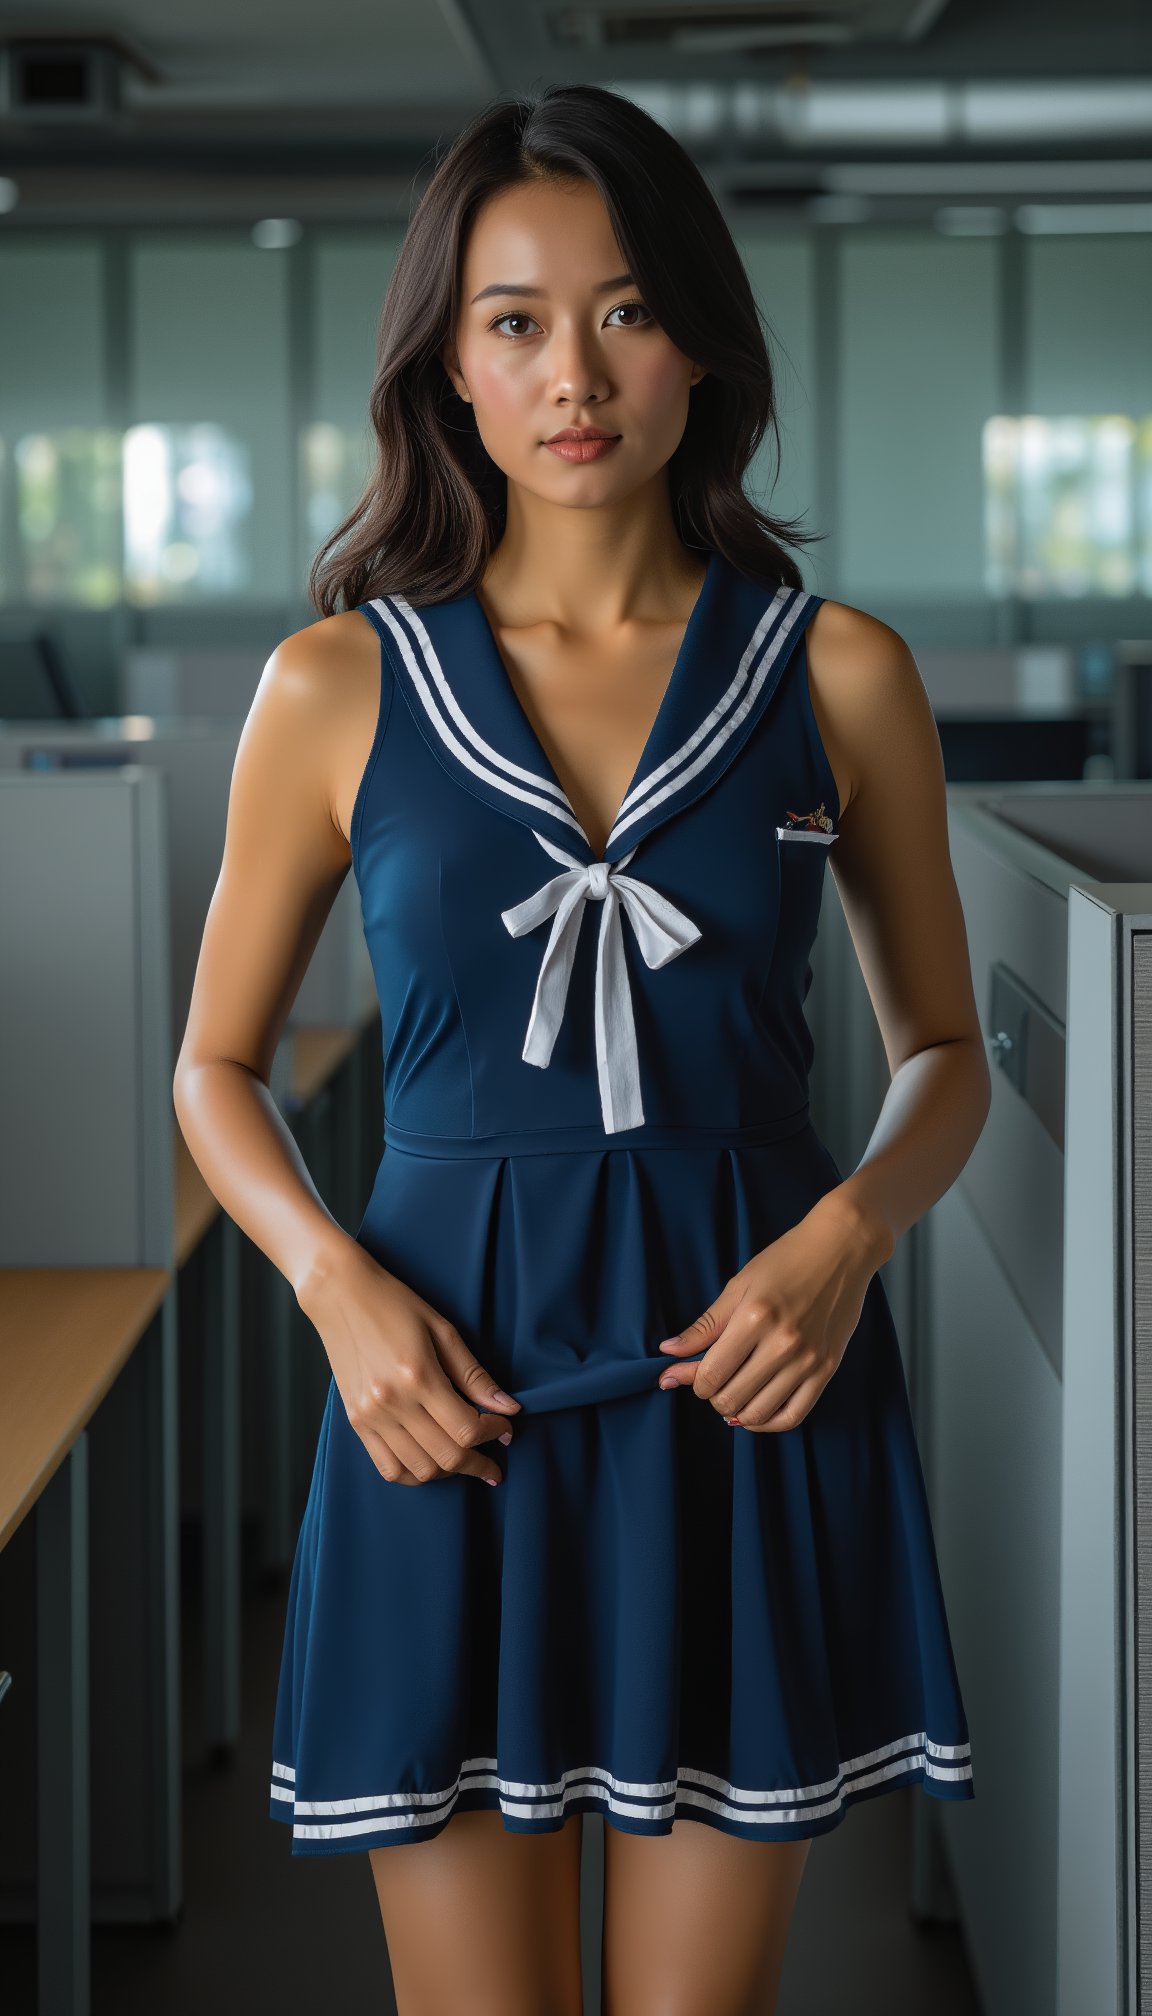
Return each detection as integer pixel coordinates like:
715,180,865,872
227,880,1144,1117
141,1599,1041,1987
364,550,821,869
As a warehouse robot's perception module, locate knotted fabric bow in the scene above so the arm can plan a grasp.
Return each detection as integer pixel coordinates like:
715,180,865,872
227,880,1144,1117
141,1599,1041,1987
500,828,703,1134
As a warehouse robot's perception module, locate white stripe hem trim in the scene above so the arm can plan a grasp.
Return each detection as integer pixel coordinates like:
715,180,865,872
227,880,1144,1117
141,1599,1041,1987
270,1731,972,1839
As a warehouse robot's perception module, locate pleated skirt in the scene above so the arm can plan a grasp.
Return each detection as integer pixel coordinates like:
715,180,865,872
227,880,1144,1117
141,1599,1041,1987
268,1116,974,1853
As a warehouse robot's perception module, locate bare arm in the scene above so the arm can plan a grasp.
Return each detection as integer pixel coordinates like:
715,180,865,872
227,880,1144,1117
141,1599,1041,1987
173,617,364,1296
172,614,521,1487
806,599,992,1262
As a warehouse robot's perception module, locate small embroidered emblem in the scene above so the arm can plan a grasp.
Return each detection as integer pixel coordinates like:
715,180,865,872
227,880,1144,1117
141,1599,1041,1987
784,802,834,834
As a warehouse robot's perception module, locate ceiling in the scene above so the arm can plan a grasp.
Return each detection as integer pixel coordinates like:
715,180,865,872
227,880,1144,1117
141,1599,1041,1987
0,0,1149,224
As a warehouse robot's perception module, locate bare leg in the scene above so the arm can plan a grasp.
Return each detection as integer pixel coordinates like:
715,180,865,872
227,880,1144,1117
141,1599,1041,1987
601,1816,812,2016
369,1807,586,2016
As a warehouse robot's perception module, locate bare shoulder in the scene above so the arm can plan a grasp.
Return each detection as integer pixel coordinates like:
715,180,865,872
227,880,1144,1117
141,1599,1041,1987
804,598,930,820
261,608,378,703
253,609,383,847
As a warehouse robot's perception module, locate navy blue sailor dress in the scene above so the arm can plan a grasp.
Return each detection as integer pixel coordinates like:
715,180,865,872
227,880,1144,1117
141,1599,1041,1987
268,545,975,1853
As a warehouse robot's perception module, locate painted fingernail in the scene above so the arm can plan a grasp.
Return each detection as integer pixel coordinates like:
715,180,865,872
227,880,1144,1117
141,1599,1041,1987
725,1415,741,1426
491,1389,516,1406
498,1430,513,1444
484,1475,500,1486
658,1375,677,1391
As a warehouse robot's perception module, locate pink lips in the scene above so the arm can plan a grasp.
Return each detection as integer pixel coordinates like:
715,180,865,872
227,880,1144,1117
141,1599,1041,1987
544,434,622,463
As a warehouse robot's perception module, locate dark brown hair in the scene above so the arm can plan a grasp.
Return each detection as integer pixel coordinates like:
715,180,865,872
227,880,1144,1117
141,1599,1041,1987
309,82,822,614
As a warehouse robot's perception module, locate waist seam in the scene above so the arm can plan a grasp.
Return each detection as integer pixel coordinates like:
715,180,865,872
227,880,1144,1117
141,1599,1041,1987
380,1105,812,1159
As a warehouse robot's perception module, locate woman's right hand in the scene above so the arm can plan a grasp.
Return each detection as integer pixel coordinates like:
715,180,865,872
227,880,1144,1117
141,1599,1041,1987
297,1242,522,1487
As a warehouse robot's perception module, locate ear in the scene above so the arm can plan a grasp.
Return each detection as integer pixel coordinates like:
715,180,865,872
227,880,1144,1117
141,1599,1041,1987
440,343,472,403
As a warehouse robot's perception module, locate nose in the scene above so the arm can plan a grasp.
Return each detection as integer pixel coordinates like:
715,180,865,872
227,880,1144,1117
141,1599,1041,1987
547,320,612,406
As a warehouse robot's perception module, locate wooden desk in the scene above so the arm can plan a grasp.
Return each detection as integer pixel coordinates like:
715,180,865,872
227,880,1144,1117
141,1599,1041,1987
0,1270,169,1549
0,1265,174,2016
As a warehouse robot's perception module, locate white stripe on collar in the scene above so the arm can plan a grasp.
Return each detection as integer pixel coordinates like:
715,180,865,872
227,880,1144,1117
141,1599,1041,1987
370,583,813,856
609,587,813,845
367,593,588,845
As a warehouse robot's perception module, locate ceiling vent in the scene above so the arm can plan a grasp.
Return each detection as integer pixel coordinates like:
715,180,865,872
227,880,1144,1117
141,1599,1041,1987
0,36,152,121
549,0,952,53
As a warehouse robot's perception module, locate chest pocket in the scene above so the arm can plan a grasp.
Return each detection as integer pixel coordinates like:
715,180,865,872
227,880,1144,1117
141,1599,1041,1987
777,821,837,876
774,817,838,955
776,827,838,850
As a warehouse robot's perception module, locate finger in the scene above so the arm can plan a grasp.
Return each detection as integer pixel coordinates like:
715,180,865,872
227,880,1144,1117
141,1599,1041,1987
736,1370,827,1433
708,1326,809,1416
656,1275,745,1355
691,1305,773,1403
395,1319,518,1468
359,1420,419,1486
432,1317,522,1415
655,1356,703,1390
417,1371,516,1471
412,1399,510,1484
388,1408,506,1487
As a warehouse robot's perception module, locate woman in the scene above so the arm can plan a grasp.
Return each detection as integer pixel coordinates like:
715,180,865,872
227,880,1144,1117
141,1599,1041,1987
174,82,987,2016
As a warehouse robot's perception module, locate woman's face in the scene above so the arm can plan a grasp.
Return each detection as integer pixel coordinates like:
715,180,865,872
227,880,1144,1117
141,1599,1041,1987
441,177,706,510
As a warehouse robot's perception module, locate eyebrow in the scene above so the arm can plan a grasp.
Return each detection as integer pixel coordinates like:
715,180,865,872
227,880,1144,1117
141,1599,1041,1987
469,272,636,305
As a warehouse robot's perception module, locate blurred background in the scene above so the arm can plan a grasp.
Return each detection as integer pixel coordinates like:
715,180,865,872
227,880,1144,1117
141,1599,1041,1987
1,5,1151,2015
0,0,1149,749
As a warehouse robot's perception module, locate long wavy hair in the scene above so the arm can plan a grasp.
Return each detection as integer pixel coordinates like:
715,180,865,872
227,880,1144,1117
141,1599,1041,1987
309,83,822,614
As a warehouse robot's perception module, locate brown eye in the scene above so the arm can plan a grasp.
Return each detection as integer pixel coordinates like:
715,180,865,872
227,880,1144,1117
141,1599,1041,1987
490,312,540,340
607,301,653,328
489,301,653,341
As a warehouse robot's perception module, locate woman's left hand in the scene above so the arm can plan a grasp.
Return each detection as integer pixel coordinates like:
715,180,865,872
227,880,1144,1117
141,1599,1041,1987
653,1192,890,1430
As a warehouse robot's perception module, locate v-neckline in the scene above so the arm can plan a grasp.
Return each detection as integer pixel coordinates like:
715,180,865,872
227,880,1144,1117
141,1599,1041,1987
469,548,718,864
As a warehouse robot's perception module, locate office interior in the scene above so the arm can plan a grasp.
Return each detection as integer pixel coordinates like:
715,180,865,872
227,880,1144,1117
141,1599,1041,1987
1,2,1150,2012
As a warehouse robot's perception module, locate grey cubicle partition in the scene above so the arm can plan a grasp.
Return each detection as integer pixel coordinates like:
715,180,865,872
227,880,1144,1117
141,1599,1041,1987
0,767,174,1267
0,716,375,1043
0,765,182,1926
806,781,1152,2016
926,783,1150,2016
122,646,265,719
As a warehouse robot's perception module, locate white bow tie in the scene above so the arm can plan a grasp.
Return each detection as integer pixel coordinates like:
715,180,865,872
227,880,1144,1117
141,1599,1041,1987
500,829,703,1134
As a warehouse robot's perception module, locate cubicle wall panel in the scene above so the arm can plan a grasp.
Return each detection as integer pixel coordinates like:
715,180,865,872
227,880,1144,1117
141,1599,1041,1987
0,721,374,1070
0,772,174,1266
950,814,1068,1372
0,785,139,1257
950,816,1069,1032
959,1086,1064,1381
928,1180,1061,2016
0,722,237,1062
1132,929,1152,2013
